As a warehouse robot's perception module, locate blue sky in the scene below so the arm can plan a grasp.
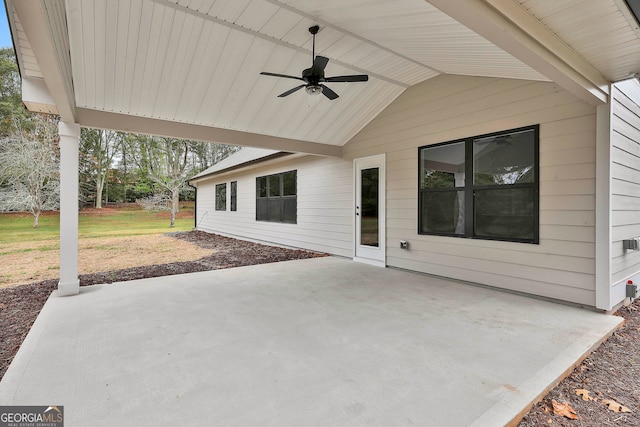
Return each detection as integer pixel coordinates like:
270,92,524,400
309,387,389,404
0,2,13,48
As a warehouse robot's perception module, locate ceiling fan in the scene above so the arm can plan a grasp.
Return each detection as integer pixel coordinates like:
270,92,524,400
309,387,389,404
260,25,369,100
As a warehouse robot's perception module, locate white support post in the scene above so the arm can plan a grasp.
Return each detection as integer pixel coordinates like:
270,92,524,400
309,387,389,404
58,122,81,296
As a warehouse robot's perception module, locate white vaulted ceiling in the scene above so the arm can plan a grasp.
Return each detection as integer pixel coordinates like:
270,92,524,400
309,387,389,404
62,0,548,146
8,0,640,152
65,0,432,146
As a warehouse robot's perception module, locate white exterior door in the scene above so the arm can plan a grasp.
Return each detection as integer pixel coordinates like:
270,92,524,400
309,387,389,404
354,154,386,267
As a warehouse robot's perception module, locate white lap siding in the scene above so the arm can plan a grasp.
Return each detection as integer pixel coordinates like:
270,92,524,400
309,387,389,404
195,155,353,257
344,75,597,306
611,79,640,287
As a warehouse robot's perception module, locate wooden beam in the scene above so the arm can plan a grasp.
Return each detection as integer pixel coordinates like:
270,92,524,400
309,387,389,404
75,108,343,157
428,0,610,105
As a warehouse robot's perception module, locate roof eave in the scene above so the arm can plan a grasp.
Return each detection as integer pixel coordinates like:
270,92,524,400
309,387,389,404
189,152,295,184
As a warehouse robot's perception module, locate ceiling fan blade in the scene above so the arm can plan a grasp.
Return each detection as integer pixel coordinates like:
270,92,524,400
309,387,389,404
325,74,369,83
320,84,339,100
313,55,329,71
278,85,306,97
261,72,304,81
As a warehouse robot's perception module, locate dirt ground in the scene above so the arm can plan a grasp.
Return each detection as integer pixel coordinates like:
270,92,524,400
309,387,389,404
0,235,211,287
0,231,638,426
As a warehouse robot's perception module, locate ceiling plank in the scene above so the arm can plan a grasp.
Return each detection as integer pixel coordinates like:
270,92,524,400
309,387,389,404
156,0,417,87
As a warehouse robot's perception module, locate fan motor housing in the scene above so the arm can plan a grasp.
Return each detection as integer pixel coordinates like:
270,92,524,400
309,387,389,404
302,68,322,84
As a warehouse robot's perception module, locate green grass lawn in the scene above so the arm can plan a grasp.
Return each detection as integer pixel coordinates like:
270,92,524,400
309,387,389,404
0,208,194,244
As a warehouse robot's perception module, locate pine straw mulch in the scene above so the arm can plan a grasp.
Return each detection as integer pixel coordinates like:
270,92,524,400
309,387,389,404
0,231,638,426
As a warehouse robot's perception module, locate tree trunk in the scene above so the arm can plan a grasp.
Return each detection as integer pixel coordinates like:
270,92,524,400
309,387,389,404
170,188,179,228
95,176,105,209
33,211,40,228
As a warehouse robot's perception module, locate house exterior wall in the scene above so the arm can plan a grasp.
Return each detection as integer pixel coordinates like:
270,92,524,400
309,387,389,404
610,79,640,294
194,74,601,307
343,74,598,306
194,155,354,257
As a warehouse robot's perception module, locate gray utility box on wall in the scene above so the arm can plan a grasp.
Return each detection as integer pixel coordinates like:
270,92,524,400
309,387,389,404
623,238,640,251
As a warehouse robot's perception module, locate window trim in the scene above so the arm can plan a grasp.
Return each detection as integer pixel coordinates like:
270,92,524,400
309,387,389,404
418,125,539,244
215,182,227,211
256,170,297,224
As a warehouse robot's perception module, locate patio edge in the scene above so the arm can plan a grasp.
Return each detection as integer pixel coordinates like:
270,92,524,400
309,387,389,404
0,289,62,397
470,314,624,427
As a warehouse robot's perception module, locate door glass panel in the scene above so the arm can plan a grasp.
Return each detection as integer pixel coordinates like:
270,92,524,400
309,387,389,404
360,167,379,247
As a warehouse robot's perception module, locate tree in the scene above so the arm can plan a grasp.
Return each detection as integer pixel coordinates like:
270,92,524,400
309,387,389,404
125,134,239,227
130,135,192,227
80,128,123,208
0,115,60,227
0,47,24,137
190,141,239,170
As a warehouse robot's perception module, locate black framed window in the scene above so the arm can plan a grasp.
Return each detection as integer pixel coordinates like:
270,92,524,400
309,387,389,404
215,183,226,211
419,125,539,243
230,181,237,212
256,171,297,223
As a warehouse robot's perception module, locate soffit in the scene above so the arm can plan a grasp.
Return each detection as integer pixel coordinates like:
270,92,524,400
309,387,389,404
516,0,640,82
6,6,42,79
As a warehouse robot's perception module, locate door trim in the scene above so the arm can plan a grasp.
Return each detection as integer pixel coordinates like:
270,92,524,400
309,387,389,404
353,154,386,267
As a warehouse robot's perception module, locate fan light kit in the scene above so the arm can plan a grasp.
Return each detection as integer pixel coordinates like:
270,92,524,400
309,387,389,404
260,25,369,100
305,85,323,95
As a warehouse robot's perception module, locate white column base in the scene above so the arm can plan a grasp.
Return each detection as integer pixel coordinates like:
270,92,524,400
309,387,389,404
57,279,80,296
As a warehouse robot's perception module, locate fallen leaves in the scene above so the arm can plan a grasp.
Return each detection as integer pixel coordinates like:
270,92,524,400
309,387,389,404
575,389,595,401
574,389,632,413
602,399,631,413
554,389,633,420
552,400,578,420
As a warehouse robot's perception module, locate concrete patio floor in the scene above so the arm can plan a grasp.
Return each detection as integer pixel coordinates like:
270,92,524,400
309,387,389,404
0,257,622,426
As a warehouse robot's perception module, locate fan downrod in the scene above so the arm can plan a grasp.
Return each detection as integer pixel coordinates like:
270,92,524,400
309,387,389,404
309,25,319,66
